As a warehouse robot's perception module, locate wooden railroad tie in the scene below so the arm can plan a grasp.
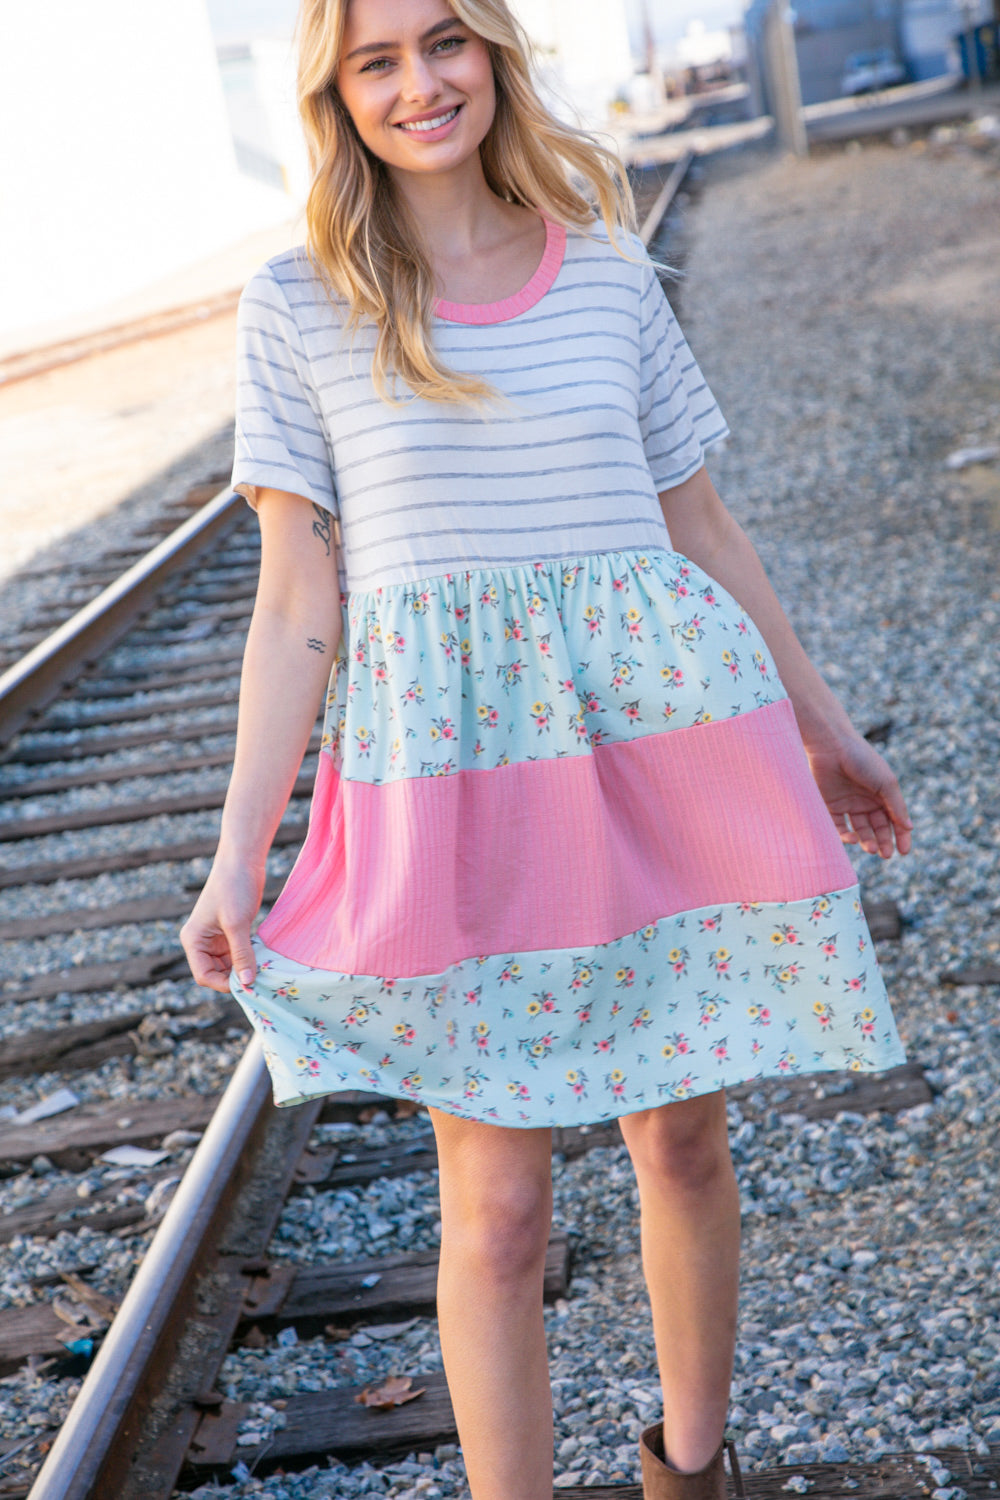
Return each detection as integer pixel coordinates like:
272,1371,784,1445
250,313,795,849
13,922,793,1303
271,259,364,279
186,1407,1000,1496
0,1236,570,1379
0,1065,931,1179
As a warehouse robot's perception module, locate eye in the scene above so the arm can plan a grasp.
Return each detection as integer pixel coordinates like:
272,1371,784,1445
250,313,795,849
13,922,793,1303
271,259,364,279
359,55,392,73
432,35,467,54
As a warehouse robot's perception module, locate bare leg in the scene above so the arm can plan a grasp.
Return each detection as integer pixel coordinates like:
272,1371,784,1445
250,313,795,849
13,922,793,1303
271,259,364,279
618,1091,740,1473
429,1109,555,1500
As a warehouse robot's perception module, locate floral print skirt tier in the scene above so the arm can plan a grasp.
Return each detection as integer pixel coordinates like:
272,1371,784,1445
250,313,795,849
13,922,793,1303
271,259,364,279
232,546,905,1126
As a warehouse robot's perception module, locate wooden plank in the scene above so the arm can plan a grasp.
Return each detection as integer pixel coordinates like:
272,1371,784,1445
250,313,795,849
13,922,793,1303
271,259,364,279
0,749,235,801
861,898,903,942
186,1416,1000,1497
2,720,313,796
0,999,242,1081
0,1303,73,1376
294,1066,927,1194
0,951,191,1003
729,1061,931,1121
553,1449,1000,1500
0,1093,221,1168
169,582,257,606
0,1089,398,1170
239,1233,570,1334
74,659,244,698
37,685,241,732
0,777,310,842
0,879,284,940
0,894,194,940
0,1009,147,1076
1,717,241,765
0,1171,179,1245
941,962,1000,986
75,644,246,684
186,1370,458,1473
0,818,307,891
304,1122,622,1192
121,624,249,650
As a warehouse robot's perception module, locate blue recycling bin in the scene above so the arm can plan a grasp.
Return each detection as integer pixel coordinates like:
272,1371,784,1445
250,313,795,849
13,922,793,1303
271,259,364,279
956,23,1000,82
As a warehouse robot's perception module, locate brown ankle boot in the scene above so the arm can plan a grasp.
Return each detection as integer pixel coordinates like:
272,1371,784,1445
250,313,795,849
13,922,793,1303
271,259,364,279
639,1425,745,1500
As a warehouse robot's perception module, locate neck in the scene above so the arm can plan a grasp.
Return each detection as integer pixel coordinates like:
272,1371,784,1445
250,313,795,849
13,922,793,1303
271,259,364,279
388,153,512,260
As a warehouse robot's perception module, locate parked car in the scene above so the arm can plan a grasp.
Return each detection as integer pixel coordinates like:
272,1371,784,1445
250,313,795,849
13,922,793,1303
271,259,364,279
840,48,907,95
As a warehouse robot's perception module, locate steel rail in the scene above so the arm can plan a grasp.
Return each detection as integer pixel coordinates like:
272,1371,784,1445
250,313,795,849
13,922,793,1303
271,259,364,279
26,1042,271,1500
0,485,242,749
638,150,695,248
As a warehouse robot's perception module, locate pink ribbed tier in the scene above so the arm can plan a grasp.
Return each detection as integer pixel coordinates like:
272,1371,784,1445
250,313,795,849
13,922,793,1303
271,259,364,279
258,698,855,978
434,219,567,325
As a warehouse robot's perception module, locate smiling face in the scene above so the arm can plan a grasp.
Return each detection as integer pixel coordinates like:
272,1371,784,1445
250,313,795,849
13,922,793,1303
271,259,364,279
336,0,496,184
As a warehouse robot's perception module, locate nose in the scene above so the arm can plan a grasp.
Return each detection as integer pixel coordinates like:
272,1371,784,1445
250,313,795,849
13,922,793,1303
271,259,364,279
399,49,440,102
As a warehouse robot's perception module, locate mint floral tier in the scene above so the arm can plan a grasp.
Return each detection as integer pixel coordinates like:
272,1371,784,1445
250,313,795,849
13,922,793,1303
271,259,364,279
232,549,905,1126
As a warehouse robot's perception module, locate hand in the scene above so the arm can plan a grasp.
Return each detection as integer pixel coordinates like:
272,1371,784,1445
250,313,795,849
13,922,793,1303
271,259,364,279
179,857,265,993
805,732,912,859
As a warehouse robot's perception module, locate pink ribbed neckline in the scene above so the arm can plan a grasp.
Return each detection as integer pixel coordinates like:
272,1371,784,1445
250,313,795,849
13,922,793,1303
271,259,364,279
434,218,566,325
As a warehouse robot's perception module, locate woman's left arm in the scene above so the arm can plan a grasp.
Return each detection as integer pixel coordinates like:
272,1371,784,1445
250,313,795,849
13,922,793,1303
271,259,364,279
659,465,912,859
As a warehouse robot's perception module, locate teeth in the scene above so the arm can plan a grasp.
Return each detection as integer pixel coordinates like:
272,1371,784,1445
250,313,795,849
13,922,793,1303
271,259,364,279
399,107,459,133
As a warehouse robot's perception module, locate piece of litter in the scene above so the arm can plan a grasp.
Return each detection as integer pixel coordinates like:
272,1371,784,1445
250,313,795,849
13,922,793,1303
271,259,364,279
355,1374,426,1410
100,1146,171,1167
782,1478,811,1494
360,1273,382,1289
364,1318,420,1340
230,1461,252,1482
143,1177,181,1220
275,1326,298,1347
945,444,1000,470
61,1337,94,1356
13,1088,81,1125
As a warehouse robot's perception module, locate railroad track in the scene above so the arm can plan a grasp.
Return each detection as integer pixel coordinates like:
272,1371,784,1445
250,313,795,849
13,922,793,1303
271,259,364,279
1,158,993,1500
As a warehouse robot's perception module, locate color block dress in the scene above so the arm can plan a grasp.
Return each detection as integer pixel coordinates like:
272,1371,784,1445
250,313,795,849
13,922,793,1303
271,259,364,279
229,218,905,1126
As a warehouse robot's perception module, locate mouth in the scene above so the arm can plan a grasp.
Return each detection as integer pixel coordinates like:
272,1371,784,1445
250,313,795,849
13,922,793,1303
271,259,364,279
395,104,461,134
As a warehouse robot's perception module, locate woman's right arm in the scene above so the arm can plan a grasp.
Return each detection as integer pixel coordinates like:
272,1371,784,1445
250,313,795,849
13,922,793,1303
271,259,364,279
180,488,341,992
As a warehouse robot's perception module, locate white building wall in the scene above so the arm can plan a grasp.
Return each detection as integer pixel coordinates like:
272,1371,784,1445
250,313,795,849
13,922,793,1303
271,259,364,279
0,0,291,342
249,37,313,202
512,0,634,126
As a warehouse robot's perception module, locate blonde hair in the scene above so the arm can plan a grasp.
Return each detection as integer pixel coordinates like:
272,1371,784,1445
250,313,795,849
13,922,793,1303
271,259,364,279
296,0,636,404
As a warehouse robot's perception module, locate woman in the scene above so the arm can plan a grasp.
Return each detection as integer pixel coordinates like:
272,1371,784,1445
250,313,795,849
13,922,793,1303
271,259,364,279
181,3,912,1495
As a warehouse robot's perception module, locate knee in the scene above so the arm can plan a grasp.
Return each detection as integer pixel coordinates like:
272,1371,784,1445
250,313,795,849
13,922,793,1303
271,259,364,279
446,1173,553,1282
622,1093,732,1195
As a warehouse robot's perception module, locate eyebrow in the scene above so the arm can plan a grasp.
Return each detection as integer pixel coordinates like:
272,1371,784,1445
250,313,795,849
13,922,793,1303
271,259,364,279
344,16,465,62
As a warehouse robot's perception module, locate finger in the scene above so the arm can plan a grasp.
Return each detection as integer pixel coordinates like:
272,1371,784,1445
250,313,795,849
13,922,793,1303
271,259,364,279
179,919,234,993
858,812,893,859
831,811,858,845
186,949,237,994
881,780,913,856
225,928,257,989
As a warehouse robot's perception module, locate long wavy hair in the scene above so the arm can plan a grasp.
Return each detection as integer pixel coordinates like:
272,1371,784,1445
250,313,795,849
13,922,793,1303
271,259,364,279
296,0,636,404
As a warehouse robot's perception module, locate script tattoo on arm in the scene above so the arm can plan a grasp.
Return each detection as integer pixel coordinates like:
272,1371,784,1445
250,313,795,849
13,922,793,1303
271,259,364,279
307,638,326,654
311,504,332,556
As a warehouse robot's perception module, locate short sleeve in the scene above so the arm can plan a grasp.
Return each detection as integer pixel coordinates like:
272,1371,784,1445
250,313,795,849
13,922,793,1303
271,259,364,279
637,259,729,491
231,262,339,518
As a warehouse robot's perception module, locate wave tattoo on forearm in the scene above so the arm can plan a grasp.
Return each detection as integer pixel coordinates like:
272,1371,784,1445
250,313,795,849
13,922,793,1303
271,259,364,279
307,638,326,653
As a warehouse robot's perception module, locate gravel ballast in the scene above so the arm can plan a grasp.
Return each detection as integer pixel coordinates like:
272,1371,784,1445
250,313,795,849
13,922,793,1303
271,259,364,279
2,136,999,1499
